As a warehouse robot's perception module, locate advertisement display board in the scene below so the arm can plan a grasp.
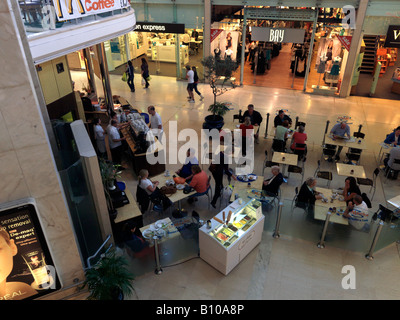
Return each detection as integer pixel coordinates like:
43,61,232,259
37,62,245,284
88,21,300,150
211,30,240,61
0,199,61,300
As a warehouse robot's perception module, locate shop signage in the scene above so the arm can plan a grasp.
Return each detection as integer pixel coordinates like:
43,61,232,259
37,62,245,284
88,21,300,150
251,27,305,44
53,0,131,21
384,25,400,48
337,36,352,51
211,29,223,42
0,200,61,300
134,22,185,34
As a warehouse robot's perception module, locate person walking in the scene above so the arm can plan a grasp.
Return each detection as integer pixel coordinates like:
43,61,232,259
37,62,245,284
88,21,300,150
126,60,135,92
186,65,195,103
192,66,204,101
141,58,150,88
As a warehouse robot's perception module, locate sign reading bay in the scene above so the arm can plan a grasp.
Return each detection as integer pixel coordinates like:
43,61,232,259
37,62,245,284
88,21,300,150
384,25,400,48
251,27,305,44
135,22,185,34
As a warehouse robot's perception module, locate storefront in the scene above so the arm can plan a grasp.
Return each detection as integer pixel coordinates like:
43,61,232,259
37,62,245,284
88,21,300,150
211,6,356,96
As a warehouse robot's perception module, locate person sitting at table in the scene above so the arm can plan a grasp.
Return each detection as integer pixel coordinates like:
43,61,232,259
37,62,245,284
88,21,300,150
239,117,254,156
274,109,292,128
330,121,350,161
384,145,400,180
296,177,323,214
342,176,361,204
262,166,284,197
187,165,210,204
343,194,369,231
273,120,290,152
121,221,149,254
176,148,198,181
290,125,307,158
241,104,263,144
138,169,171,211
384,126,400,146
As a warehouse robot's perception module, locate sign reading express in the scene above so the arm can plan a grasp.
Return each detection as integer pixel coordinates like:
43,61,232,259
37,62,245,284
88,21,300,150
53,0,130,21
134,22,185,34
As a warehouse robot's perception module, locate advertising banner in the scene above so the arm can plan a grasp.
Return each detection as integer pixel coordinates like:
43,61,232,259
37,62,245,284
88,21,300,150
384,25,400,48
53,0,131,21
211,30,240,61
0,201,61,300
337,36,352,51
134,22,185,34
251,27,305,44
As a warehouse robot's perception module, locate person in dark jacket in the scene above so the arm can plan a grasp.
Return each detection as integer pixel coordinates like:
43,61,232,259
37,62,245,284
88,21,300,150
262,166,284,196
241,104,263,143
296,177,323,213
126,60,135,92
384,126,400,146
210,149,237,208
274,109,292,128
121,221,148,253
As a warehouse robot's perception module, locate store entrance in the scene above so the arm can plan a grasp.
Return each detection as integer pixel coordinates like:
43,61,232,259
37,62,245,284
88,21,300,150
240,41,309,90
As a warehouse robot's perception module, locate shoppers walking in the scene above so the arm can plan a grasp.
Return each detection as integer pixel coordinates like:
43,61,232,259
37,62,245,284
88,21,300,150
141,58,150,88
126,60,135,92
192,66,204,101
186,65,195,103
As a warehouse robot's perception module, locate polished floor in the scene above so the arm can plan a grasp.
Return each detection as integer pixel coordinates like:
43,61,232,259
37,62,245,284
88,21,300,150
71,69,400,300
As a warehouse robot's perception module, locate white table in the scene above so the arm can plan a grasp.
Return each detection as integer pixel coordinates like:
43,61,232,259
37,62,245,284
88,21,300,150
324,134,367,150
272,152,298,177
336,163,366,179
387,195,400,208
314,187,349,226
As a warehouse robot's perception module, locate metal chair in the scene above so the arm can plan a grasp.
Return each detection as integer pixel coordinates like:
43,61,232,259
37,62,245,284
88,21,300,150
290,186,307,215
287,157,306,185
321,144,337,162
385,158,400,183
272,139,285,153
357,168,379,200
262,150,279,177
345,152,362,165
314,160,333,187
293,143,307,161
353,132,365,139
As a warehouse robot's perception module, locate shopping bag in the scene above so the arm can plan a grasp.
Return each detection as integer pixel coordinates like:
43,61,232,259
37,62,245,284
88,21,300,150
146,76,151,81
121,72,127,82
141,78,146,86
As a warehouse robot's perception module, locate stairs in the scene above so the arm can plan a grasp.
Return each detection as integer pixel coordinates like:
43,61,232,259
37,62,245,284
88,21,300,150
360,35,378,74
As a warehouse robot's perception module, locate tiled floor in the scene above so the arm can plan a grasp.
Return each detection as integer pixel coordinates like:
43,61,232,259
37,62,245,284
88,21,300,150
71,69,400,300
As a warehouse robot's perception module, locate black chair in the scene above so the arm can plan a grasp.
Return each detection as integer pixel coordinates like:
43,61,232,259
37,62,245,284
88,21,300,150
262,150,279,177
290,186,308,215
287,157,306,185
345,152,361,165
353,132,365,139
272,139,285,153
372,204,396,223
357,168,379,201
293,143,307,160
233,114,242,122
321,144,337,161
81,97,94,112
314,160,333,187
385,158,400,182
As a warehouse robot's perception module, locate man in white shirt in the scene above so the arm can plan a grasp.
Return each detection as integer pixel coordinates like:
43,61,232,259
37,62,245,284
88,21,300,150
186,65,195,103
148,106,163,142
343,195,369,231
107,119,126,169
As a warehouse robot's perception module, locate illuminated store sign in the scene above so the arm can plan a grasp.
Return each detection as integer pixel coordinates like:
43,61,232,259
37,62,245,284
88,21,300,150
53,0,131,21
251,27,305,44
134,22,185,34
0,200,61,300
384,25,400,48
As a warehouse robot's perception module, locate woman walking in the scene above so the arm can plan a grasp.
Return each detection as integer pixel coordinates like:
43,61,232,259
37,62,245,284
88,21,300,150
141,58,150,88
126,60,135,92
192,66,204,101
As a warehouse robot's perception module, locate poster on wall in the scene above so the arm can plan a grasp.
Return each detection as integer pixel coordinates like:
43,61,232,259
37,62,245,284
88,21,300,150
315,38,342,70
211,30,240,61
0,200,61,300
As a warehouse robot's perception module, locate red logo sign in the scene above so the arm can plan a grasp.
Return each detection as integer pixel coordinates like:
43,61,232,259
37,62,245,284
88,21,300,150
337,36,352,51
210,29,223,43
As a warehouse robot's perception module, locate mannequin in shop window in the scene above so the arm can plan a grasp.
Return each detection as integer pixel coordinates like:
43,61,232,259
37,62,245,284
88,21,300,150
317,54,327,87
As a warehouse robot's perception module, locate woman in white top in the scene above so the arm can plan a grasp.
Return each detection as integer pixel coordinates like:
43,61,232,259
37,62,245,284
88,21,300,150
138,169,159,195
93,118,106,157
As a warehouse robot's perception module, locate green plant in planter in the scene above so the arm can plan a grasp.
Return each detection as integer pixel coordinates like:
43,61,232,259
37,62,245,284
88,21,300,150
82,249,135,300
208,101,231,118
98,158,121,217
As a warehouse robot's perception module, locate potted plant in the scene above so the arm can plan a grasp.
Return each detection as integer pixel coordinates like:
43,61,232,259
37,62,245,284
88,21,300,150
99,158,121,219
201,55,238,130
82,249,135,300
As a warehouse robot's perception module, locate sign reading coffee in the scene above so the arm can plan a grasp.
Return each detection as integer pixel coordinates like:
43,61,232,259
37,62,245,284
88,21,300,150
0,200,61,300
251,27,305,44
384,25,400,48
135,22,185,34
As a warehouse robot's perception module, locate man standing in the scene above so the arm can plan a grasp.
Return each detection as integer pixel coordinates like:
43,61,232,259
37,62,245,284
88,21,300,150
186,65,195,103
330,121,351,161
241,104,263,143
148,106,163,142
108,119,126,169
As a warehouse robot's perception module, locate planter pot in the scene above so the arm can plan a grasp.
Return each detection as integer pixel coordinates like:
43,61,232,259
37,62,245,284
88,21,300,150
202,115,224,131
109,208,118,220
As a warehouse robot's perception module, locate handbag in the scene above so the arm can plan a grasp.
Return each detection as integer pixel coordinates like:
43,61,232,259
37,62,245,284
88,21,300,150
160,185,177,196
183,185,194,194
122,72,128,82
173,177,186,185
